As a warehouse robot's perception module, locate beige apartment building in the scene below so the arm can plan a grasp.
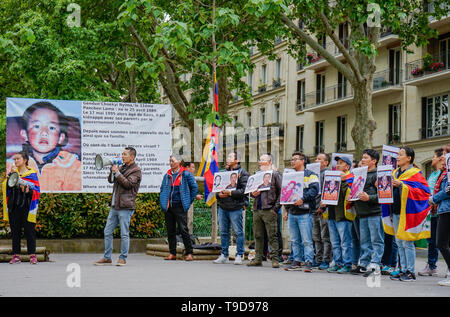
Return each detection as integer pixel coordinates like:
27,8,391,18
169,10,450,178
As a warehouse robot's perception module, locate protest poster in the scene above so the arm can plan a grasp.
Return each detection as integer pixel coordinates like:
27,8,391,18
211,171,238,193
382,145,400,170
306,162,321,193
244,170,273,194
280,171,304,205
377,165,394,204
348,166,369,201
321,171,341,205
6,97,171,193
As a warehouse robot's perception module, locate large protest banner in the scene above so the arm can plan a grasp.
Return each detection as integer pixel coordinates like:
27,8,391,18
6,98,171,193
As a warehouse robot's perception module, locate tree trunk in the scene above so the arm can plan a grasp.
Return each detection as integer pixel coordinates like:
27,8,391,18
351,80,377,160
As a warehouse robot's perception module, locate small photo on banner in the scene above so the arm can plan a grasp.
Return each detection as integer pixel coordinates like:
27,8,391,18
321,171,341,205
211,171,238,193
280,171,304,205
382,144,400,169
244,170,273,194
331,153,354,171
348,166,368,201
377,165,394,204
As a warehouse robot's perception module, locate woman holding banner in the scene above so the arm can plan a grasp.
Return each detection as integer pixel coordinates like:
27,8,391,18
3,151,40,264
385,147,431,282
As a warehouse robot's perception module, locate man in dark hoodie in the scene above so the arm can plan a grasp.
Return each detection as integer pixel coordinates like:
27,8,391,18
352,149,384,277
213,152,249,265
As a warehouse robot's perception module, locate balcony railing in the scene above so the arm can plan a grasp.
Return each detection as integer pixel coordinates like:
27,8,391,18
406,51,450,81
297,98,306,112
387,133,401,145
372,69,403,90
314,145,325,155
424,123,450,139
336,142,347,152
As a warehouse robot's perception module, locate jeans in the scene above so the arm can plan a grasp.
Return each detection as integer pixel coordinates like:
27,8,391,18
351,217,361,266
382,233,398,267
288,213,314,263
104,207,134,260
427,216,439,269
359,215,385,268
328,220,353,267
312,213,332,263
393,213,416,273
218,207,245,257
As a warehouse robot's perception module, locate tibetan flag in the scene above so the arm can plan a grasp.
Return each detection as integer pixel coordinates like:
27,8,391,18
344,171,356,221
3,168,40,223
383,167,431,241
197,73,220,206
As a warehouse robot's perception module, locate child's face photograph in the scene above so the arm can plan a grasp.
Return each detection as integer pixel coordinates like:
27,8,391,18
21,108,65,154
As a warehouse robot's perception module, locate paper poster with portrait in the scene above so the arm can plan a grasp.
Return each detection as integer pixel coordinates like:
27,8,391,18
377,165,394,204
280,171,304,205
321,171,341,205
306,162,321,194
211,171,238,193
331,153,354,171
382,145,399,170
244,170,273,194
348,166,369,201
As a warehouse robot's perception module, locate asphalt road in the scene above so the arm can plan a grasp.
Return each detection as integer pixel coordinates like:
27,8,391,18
0,253,449,297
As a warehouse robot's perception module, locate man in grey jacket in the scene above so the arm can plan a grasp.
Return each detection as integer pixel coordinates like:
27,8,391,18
352,149,384,277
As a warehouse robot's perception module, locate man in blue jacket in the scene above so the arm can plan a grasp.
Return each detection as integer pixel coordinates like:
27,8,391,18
160,154,198,261
284,151,320,273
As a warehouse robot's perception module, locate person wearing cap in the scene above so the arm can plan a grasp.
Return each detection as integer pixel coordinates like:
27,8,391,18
321,155,354,274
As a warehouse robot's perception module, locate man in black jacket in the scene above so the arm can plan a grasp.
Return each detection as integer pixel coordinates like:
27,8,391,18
213,152,249,265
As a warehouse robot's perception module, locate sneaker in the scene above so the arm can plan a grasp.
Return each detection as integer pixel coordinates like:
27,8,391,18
312,260,320,268
116,258,126,266
234,255,243,265
418,264,439,277
29,254,38,265
389,270,404,281
351,265,367,275
281,259,292,266
284,261,302,271
319,262,329,270
327,264,342,273
304,262,313,273
438,273,450,287
337,265,352,274
272,261,280,268
94,258,112,266
247,260,262,267
381,265,394,275
9,254,21,264
400,270,416,282
213,254,229,264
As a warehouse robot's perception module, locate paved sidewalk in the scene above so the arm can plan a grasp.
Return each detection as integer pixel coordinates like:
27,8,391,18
0,253,449,297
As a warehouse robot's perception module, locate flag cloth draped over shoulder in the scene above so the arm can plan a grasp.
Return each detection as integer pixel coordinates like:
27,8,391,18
197,73,220,206
382,167,431,241
2,168,41,223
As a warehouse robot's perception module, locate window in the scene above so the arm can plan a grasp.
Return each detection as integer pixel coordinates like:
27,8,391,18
317,33,326,49
315,121,325,155
339,23,349,49
422,93,449,138
297,80,306,111
260,107,266,126
316,74,326,104
261,64,267,85
274,104,280,123
233,115,238,126
389,104,401,144
296,125,304,151
389,48,401,85
337,116,347,151
248,70,253,94
247,111,252,127
338,72,348,99
275,58,282,80
440,38,450,70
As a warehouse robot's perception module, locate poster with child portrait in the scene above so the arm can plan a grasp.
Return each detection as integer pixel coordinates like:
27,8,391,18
377,165,394,204
348,166,368,201
321,171,341,205
280,171,304,205
382,145,399,170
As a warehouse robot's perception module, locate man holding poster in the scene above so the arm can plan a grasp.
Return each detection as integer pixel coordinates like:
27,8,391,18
352,149,384,277
283,152,319,273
